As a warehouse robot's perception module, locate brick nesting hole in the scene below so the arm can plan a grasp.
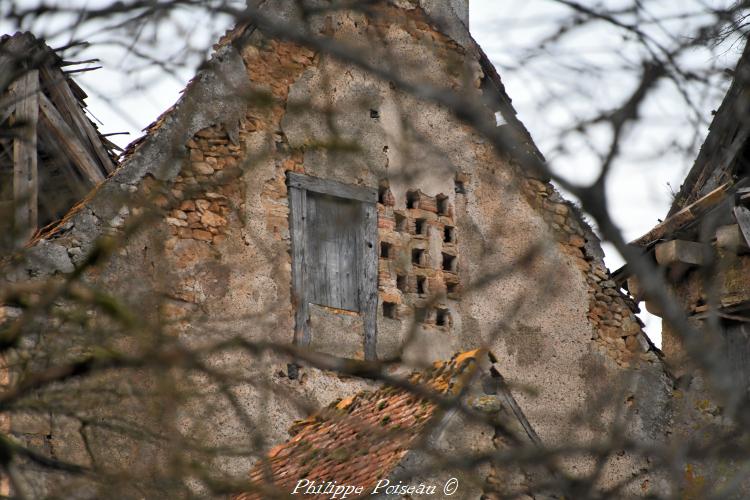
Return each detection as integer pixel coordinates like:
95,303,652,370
406,190,419,209
414,218,427,236
396,274,407,292
435,308,451,327
377,186,459,328
437,194,449,216
444,225,455,243
383,301,397,319
395,213,407,232
441,252,456,272
411,248,425,266
380,241,393,259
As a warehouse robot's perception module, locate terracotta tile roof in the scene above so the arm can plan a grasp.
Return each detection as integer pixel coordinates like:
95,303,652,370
231,349,488,500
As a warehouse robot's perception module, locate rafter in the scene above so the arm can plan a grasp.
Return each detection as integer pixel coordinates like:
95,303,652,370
38,91,105,186
11,69,39,242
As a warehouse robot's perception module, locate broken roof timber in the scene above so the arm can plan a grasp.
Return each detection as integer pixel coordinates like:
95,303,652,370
38,90,105,184
1,32,119,239
668,40,750,216
11,69,39,243
632,182,730,247
37,63,115,175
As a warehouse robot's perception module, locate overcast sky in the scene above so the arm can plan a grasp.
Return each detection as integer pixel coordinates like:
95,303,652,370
470,1,742,345
5,0,744,345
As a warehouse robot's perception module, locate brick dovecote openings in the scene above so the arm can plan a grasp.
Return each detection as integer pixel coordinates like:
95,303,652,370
376,182,460,328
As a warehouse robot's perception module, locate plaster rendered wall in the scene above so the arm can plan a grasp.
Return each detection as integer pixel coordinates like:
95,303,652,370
2,2,672,497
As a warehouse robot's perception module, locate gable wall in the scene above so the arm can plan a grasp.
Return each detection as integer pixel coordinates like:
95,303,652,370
2,3,671,497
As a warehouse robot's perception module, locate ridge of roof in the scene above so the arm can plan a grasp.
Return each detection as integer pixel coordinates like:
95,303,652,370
231,349,490,500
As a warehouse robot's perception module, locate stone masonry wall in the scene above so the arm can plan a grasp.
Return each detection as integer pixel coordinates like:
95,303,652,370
520,177,658,367
0,3,672,497
377,185,461,330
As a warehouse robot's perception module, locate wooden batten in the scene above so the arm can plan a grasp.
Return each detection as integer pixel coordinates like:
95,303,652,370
11,69,39,242
38,91,105,185
38,65,114,175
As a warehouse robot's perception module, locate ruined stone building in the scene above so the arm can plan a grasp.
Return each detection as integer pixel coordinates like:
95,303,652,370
611,37,750,495
619,40,750,374
0,1,706,498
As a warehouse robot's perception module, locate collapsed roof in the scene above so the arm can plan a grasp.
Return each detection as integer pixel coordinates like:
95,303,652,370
0,32,119,246
613,40,750,320
633,39,750,249
668,41,750,218
231,349,537,499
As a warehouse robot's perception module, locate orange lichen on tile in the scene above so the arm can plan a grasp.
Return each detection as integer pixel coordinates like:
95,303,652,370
231,350,486,500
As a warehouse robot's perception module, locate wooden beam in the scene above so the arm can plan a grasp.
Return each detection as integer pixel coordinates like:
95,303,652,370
287,172,378,203
632,183,729,246
716,224,750,254
11,69,39,242
38,66,114,174
0,101,14,126
626,275,644,303
360,201,378,360
733,205,750,249
38,91,105,185
654,239,705,267
36,123,90,200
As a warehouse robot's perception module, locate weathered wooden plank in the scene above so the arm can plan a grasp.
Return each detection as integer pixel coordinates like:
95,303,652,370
0,101,14,126
37,123,90,200
723,323,750,391
0,200,13,224
632,183,730,246
306,192,360,311
38,65,114,174
287,172,377,203
360,201,378,360
0,35,35,95
734,205,750,249
38,90,105,185
289,186,310,346
11,69,39,241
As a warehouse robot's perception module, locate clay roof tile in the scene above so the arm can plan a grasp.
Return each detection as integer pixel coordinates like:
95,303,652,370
230,349,489,500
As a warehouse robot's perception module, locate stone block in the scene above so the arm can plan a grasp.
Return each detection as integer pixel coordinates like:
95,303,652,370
192,229,213,242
